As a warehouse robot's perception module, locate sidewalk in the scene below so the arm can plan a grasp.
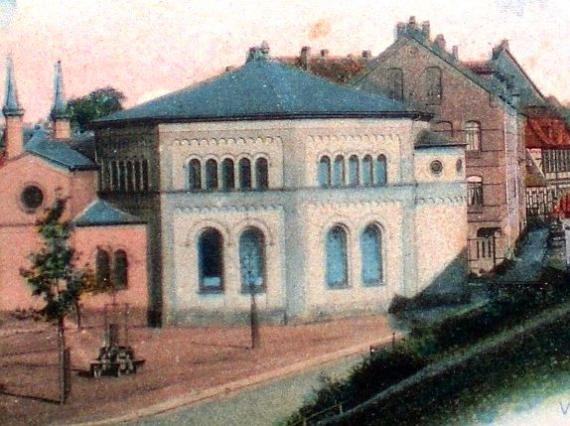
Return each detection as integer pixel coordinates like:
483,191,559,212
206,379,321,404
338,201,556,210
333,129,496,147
0,314,397,426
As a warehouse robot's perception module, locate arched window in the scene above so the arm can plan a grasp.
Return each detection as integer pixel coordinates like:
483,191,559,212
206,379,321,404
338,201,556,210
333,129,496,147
465,121,481,151
198,228,224,292
205,159,218,190
113,250,128,289
142,159,150,191
239,228,265,292
239,158,252,190
318,156,331,187
361,225,383,285
362,155,373,186
374,155,387,186
433,121,453,138
255,158,269,190
326,225,348,287
118,161,127,192
134,161,142,192
467,176,483,206
332,155,345,187
95,249,111,288
426,66,442,104
348,155,359,186
387,68,404,101
126,161,134,192
222,158,235,191
188,159,201,191
110,161,118,191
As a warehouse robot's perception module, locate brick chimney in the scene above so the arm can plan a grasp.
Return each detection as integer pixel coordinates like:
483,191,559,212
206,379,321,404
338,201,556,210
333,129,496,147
320,49,329,58
434,34,446,51
2,56,24,159
452,45,459,60
421,21,431,39
50,61,71,140
362,50,372,59
300,46,311,70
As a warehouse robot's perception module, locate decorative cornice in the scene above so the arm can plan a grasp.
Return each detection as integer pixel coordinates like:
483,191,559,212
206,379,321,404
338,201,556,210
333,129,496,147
174,204,283,214
167,136,282,147
307,134,399,145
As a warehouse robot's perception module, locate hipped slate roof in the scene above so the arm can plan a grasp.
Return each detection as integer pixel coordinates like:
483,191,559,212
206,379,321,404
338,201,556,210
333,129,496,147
415,129,466,149
95,47,430,125
25,128,97,171
74,199,144,227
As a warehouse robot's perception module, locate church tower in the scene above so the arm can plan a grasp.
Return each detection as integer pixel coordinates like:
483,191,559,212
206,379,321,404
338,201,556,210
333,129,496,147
2,56,24,159
50,60,71,140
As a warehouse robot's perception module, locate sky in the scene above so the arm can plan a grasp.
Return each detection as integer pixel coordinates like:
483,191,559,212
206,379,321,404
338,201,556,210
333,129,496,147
0,0,568,121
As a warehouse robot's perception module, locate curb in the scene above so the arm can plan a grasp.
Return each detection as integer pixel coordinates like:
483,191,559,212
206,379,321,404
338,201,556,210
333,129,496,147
63,332,401,426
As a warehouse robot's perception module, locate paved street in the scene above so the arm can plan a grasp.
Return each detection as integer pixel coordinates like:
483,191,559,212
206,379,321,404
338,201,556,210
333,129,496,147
131,353,364,426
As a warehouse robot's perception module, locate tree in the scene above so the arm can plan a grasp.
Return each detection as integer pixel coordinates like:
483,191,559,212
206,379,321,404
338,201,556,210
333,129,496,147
20,198,94,403
67,87,126,132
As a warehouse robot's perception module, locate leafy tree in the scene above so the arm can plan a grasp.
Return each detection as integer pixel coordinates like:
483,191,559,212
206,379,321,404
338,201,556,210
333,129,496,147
67,87,126,132
20,198,94,402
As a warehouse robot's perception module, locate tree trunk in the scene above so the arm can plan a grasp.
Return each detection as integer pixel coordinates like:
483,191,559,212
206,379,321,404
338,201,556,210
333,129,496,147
58,316,67,404
74,300,82,330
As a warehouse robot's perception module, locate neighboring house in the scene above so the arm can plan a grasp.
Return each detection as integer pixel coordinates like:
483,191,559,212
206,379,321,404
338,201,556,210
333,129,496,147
0,59,148,315
349,17,526,274
93,43,468,325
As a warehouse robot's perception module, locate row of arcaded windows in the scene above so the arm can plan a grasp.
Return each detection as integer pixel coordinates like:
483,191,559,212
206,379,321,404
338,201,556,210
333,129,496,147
326,224,384,288
95,249,129,290
318,154,387,187
187,157,269,191
197,227,266,293
104,159,150,193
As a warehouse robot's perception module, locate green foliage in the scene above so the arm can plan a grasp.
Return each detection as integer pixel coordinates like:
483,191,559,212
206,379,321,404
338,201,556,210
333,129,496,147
19,199,95,322
67,87,125,132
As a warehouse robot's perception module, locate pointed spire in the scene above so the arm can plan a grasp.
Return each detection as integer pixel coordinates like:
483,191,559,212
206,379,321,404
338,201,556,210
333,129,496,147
3,56,24,117
50,60,69,120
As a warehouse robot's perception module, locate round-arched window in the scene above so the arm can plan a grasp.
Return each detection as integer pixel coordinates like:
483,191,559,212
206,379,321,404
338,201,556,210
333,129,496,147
430,160,443,176
21,185,44,211
456,159,463,173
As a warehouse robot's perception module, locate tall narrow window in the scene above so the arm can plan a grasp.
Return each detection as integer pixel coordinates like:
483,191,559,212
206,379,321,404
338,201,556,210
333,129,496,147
113,250,128,289
326,225,348,287
198,228,224,292
426,67,442,104
205,159,218,190
110,161,118,191
255,158,269,190
239,228,265,292
96,249,111,288
361,225,383,285
118,161,127,192
348,155,359,186
134,161,142,192
374,155,387,186
222,158,235,191
239,158,252,190
318,156,331,187
188,159,201,191
465,121,481,151
142,159,150,191
126,161,135,192
387,68,404,101
332,155,345,187
362,155,373,186
467,176,484,206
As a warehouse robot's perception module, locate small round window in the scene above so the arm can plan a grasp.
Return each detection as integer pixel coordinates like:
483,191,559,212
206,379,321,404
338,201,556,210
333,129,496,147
430,160,443,176
21,185,44,211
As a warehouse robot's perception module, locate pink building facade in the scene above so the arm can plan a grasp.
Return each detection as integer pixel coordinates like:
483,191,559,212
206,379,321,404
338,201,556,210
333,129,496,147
0,59,148,315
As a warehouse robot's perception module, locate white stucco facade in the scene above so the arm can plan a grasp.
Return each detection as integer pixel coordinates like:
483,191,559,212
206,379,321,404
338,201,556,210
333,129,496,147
154,118,468,324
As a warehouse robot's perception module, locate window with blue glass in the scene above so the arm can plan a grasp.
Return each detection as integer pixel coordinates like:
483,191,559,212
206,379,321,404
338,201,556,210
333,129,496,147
239,158,252,190
255,158,269,190
222,158,234,191
205,159,218,190
348,155,359,186
198,228,224,292
362,155,373,186
239,228,266,293
361,225,383,285
374,155,387,186
188,159,201,191
326,225,348,288
332,155,345,187
318,156,331,187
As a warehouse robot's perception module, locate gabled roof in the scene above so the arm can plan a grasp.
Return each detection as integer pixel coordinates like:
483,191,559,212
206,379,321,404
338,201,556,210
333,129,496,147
25,128,97,171
95,46,430,126
74,199,144,227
